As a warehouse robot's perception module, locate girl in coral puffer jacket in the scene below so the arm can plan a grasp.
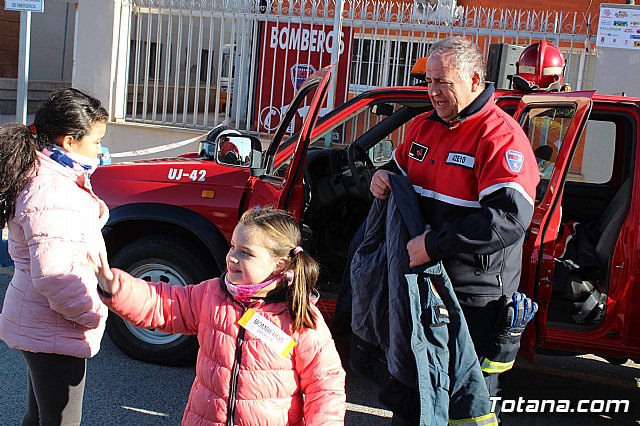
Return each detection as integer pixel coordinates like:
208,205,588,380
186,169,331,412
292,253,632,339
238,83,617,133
94,206,346,425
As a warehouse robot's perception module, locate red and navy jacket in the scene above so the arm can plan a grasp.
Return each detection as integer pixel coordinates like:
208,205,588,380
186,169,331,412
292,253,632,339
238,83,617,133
382,85,539,307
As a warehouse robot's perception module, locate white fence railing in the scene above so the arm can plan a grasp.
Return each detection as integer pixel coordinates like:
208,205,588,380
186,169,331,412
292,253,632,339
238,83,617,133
121,0,596,135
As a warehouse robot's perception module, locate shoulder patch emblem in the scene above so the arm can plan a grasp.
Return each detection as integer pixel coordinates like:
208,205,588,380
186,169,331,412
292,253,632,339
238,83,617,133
505,150,524,173
409,142,429,162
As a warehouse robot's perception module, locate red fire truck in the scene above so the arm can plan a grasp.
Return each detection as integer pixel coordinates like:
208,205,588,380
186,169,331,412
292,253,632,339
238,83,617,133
92,54,640,368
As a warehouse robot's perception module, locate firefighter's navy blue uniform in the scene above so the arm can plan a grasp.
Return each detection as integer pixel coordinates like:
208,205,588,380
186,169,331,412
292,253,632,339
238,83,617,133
380,83,539,409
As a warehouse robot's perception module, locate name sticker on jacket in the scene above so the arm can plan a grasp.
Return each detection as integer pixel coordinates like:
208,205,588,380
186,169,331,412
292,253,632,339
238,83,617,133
446,152,475,169
238,308,297,357
409,142,429,162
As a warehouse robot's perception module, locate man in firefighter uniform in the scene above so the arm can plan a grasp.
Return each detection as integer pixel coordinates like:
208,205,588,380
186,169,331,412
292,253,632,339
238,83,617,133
371,36,540,421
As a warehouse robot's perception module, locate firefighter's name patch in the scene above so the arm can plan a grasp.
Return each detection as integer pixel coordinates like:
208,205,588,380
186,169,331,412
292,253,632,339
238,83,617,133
409,142,429,162
505,150,524,173
446,152,475,169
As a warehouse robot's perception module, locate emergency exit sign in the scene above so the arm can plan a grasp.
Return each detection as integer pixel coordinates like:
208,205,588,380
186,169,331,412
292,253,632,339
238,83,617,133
5,0,44,12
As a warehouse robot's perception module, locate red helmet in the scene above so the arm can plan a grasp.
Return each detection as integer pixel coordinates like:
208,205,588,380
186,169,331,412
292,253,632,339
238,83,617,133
515,41,566,91
220,138,240,157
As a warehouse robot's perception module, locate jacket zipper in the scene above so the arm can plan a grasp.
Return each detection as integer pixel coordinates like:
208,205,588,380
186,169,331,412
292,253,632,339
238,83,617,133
498,244,506,289
226,325,246,426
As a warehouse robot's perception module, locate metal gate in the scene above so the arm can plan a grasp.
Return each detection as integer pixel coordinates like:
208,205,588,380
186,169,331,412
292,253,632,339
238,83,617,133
120,0,595,135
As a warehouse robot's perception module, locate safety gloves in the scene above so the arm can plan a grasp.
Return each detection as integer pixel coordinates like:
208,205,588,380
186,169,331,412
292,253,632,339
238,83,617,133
481,292,538,375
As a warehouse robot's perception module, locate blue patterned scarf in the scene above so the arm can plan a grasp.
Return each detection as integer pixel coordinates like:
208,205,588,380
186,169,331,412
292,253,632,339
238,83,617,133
42,146,99,177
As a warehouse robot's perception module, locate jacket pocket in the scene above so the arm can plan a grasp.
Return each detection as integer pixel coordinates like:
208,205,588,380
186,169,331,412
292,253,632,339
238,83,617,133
474,254,490,272
415,274,452,425
474,252,504,278
421,278,450,329
423,276,451,422
428,350,451,423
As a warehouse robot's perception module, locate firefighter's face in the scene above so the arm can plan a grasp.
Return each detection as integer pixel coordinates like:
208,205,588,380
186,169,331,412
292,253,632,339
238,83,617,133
425,53,481,122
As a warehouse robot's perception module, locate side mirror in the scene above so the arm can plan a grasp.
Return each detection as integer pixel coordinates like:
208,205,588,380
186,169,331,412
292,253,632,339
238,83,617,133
215,135,265,176
199,140,217,160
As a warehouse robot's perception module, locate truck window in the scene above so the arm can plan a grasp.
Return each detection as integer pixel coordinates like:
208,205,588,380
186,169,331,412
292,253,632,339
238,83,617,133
309,102,406,151
521,110,616,186
567,120,615,184
522,106,573,184
307,101,425,160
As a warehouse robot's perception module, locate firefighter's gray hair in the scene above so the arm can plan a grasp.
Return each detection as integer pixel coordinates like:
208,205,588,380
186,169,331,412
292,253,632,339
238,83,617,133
429,37,486,84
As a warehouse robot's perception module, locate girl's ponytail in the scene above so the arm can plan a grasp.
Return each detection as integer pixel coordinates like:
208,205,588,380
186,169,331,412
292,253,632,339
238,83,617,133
0,123,43,228
288,249,319,332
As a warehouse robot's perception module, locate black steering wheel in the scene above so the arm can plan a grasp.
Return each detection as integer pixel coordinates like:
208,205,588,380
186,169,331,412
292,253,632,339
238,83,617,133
347,143,375,199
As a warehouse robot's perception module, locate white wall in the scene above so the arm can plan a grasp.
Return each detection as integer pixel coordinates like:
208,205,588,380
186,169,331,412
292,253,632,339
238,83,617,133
29,0,76,81
72,0,180,156
72,0,128,120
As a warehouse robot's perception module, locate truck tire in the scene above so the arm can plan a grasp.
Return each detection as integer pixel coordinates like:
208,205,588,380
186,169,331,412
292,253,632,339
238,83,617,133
107,235,218,366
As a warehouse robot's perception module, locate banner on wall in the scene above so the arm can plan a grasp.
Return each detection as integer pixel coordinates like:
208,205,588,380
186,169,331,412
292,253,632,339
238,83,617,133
255,22,352,134
596,3,640,50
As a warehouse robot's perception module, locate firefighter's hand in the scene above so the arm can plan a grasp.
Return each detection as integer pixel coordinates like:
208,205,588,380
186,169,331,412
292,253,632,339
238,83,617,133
88,250,120,296
407,227,431,268
370,169,394,199
497,292,538,340
481,291,537,375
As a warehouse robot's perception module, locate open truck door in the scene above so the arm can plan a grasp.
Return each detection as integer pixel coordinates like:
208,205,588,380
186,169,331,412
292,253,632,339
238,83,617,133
239,66,333,220
514,92,595,361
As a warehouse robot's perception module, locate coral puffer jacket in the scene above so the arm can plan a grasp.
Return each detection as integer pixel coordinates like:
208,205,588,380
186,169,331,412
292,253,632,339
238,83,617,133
101,271,346,425
0,151,109,358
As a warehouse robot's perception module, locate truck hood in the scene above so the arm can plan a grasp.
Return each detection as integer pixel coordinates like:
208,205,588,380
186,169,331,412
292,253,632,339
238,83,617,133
93,156,240,182
91,156,251,211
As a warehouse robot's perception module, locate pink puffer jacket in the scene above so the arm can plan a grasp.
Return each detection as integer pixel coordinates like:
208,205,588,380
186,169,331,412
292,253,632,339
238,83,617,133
0,151,109,358
101,271,346,425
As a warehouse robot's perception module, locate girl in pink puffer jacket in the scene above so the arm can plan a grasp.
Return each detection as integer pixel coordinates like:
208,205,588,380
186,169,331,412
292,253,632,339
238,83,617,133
0,88,110,425
94,206,346,425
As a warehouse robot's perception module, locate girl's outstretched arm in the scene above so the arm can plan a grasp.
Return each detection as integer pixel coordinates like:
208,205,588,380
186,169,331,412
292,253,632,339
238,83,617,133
92,251,118,295
91,250,206,335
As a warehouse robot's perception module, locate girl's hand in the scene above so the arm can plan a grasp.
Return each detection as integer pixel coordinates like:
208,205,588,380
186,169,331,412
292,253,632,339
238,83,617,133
89,251,120,295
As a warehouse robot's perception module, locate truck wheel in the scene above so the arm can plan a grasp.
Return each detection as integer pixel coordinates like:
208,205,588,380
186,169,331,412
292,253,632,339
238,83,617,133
107,235,217,366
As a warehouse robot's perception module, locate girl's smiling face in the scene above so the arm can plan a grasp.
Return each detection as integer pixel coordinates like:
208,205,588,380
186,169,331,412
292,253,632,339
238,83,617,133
226,223,287,286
